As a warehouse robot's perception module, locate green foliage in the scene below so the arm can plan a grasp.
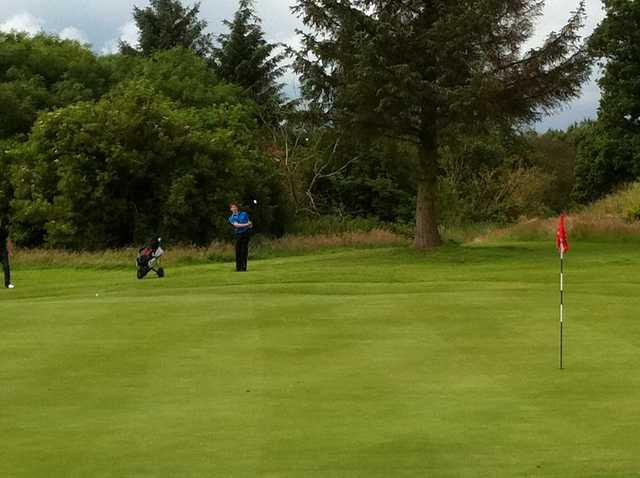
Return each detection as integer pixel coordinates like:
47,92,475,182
574,1,640,203
127,0,213,57
526,130,577,212
288,214,384,235
590,0,640,132
626,206,640,222
0,2,604,249
9,79,282,248
570,121,639,203
293,0,590,134
285,125,579,228
0,33,108,139
293,0,592,247
214,0,286,118
98,48,247,108
0,38,289,249
582,181,640,220
439,129,579,225
314,137,417,223
140,48,245,108
440,133,527,224
98,53,144,87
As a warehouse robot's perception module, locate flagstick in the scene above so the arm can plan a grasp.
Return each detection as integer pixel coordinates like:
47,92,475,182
560,248,564,370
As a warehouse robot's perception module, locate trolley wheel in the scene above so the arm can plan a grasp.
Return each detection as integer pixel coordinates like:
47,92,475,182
157,267,165,278
137,268,146,280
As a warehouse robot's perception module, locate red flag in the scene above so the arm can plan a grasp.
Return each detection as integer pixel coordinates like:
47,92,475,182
556,214,569,254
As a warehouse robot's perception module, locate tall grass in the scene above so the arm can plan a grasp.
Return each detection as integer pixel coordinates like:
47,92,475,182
289,215,390,235
13,229,408,269
440,222,498,244
586,182,640,219
476,182,640,243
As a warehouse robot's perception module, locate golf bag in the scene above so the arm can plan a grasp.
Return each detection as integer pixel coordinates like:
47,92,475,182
136,237,165,279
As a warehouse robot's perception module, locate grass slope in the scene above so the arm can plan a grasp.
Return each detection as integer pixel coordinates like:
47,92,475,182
1,242,640,477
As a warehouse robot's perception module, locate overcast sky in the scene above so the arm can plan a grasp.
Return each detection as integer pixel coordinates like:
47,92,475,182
0,0,605,131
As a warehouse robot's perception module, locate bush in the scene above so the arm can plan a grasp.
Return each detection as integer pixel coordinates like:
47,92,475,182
0,32,109,139
288,215,385,235
571,122,640,204
9,80,284,248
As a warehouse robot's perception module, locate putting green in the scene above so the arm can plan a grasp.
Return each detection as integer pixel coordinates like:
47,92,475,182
1,242,639,477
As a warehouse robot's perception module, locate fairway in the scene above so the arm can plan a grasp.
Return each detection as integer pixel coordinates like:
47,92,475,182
2,242,640,477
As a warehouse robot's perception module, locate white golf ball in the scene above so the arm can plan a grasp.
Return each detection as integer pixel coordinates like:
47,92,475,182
253,199,258,204
95,293,99,297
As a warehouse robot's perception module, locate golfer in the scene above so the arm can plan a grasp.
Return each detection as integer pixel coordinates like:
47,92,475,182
229,202,252,272
0,220,15,289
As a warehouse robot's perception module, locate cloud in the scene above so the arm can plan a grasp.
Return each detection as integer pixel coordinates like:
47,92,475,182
101,20,139,55
1,12,88,45
59,26,88,43
119,20,139,46
0,11,44,35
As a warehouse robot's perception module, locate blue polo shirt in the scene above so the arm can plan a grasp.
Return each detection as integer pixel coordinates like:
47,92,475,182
229,211,251,235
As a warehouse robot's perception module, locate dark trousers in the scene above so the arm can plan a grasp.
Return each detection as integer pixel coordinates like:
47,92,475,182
1,246,10,288
235,233,251,271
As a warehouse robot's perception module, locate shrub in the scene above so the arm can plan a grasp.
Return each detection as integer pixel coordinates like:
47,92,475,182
9,80,283,248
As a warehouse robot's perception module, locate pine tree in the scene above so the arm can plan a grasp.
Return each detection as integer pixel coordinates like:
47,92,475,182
215,0,286,115
293,0,591,248
124,0,213,57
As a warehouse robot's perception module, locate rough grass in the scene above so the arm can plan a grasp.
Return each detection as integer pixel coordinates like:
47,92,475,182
587,182,640,218
2,241,640,476
474,215,640,243
476,182,640,244
12,229,408,269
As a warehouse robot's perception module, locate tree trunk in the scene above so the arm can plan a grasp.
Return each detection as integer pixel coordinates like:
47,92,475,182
415,144,442,249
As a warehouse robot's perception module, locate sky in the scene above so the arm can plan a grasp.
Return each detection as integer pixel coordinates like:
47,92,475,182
0,0,606,131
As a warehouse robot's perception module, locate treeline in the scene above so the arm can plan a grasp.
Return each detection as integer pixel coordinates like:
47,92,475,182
1,0,639,249
0,1,288,248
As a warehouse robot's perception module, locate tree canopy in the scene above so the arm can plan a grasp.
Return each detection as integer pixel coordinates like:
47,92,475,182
576,0,640,201
1,1,628,250
293,0,591,247
125,0,214,57
0,32,108,139
215,0,286,117
0,37,284,248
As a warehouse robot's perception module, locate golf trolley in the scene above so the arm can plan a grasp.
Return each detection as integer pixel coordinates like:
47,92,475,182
136,237,165,279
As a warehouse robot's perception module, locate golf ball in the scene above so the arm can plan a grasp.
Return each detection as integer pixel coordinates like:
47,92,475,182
253,199,258,204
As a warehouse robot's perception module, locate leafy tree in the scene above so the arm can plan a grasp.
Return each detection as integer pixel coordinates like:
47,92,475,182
215,0,286,115
310,136,417,223
98,52,144,87
293,0,591,247
125,0,214,57
438,130,567,224
570,120,635,203
0,78,47,138
579,0,640,201
525,130,577,213
0,33,108,139
139,48,246,108
98,48,246,108
10,80,282,248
